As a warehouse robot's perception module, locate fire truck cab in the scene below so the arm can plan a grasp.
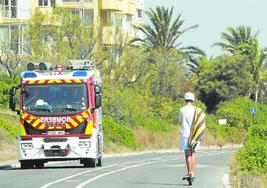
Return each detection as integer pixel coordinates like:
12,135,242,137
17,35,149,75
9,60,103,169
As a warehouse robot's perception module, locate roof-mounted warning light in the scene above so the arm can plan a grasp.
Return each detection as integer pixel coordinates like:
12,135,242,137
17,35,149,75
26,62,54,71
55,64,64,74
67,60,95,70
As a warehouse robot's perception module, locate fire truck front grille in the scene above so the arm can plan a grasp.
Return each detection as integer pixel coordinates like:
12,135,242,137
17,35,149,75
44,145,69,157
44,150,67,157
44,138,68,143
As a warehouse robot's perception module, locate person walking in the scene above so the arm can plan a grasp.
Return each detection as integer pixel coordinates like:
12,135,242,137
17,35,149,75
179,92,206,182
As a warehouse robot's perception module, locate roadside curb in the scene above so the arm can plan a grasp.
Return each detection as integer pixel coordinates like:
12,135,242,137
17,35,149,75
103,148,181,158
0,161,18,169
200,144,243,150
0,145,243,168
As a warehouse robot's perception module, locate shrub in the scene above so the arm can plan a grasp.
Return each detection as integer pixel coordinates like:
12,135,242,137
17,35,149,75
237,138,267,174
102,116,137,149
237,125,267,175
216,97,254,129
246,124,267,141
0,119,19,138
0,74,19,108
131,115,175,133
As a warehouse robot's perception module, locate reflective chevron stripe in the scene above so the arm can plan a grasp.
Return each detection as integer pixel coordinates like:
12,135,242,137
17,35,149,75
21,108,92,131
24,79,85,84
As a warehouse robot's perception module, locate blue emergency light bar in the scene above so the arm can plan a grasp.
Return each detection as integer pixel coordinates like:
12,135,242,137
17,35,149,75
73,71,88,77
23,72,37,78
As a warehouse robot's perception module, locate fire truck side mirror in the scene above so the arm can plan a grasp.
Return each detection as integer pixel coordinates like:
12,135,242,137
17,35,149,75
94,85,102,94
95,94,102,109
9,87,16,111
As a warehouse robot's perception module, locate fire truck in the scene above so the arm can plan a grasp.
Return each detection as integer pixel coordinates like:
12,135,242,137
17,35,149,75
9,60,103,169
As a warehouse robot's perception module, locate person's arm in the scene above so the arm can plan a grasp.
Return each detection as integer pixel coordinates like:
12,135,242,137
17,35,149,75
179,110,182,124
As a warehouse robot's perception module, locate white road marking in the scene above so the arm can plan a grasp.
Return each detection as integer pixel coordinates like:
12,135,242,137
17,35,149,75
65,180,82,183
40,159,158,188
40,164,118,188
40,150,226,188
222,173,231,188
76,161,156,188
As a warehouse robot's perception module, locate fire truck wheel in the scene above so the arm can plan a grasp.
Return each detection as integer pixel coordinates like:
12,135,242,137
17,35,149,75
97,157,102,167
35,161,44,169
20,160,34,169
83,158,96,168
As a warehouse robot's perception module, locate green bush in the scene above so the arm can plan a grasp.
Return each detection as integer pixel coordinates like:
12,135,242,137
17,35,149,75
246,124,267,141
0,74,19,108
237,125,267,175
0,119,19,138
216,97,254,129
102,116,137,149
237,138,267,174
132,115,175,133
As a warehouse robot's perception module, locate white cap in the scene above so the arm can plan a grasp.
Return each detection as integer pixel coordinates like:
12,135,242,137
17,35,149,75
184,92,195,101
35,99,45,106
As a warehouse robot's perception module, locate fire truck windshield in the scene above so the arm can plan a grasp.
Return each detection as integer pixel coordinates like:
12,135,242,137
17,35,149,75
23,84,88,116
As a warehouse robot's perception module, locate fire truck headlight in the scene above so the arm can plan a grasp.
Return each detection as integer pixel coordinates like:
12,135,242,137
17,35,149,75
78,141,91,148
21,143,33,150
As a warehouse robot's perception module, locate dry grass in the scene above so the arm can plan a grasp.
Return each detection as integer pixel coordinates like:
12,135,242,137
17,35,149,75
103,142,134,154
229,152,267,188
133,127,179,150
0,132,17,162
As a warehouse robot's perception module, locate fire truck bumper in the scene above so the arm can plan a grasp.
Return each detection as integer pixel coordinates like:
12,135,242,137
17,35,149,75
18,137,98,161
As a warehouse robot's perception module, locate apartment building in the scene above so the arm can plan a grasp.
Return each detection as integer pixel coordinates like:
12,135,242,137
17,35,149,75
0,0,144,46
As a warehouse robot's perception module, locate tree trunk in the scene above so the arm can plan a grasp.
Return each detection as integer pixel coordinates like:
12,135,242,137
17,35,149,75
254,81,260,103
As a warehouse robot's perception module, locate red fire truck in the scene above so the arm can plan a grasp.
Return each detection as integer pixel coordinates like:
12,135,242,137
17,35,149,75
9,60,103,169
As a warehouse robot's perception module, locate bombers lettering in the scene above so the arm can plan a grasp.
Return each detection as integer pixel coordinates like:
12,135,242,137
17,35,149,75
40,117,70,125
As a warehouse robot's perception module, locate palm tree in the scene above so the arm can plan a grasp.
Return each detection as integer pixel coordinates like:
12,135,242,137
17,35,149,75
133,6,198,51
214,26,258,54
214,26,267,103
180,46,206,75
132,6,205,96
238,38,267,103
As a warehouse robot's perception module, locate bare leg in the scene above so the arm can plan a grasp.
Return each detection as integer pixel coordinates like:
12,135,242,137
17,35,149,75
191,150,196,177
185,149,196,176
184,149,192,175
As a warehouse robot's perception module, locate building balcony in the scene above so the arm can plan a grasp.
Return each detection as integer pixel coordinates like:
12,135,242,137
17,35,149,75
133,17,144,26
102,25,134,45
125,1,136,15
35,7,54,15
102,26,117,45
61,1,94,9
100,0,125,11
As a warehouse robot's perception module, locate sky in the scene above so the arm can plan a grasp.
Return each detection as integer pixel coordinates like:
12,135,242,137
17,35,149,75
144,0,267,57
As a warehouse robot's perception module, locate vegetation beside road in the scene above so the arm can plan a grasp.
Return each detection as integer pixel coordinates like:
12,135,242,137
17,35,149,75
0,6,267,187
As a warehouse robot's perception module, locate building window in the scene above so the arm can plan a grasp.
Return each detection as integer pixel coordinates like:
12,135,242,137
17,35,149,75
107,11,115,26
2,0,17,18
70,9,94,26
83,9,94,26
39,0,48,6
71,9,80,17
63,0,80,2
115,15,123,28
137,9,142,18
10,25,19,52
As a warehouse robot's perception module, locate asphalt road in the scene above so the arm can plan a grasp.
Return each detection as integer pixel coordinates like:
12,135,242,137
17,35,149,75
0,149,231,188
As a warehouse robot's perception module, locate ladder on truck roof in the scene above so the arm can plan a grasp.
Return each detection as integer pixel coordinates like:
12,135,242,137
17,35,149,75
67,60,96,71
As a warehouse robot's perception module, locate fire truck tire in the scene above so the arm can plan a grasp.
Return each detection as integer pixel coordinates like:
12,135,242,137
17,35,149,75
20,160,34,169
97,156,102,167
83,158,96,168
35,161,44,169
